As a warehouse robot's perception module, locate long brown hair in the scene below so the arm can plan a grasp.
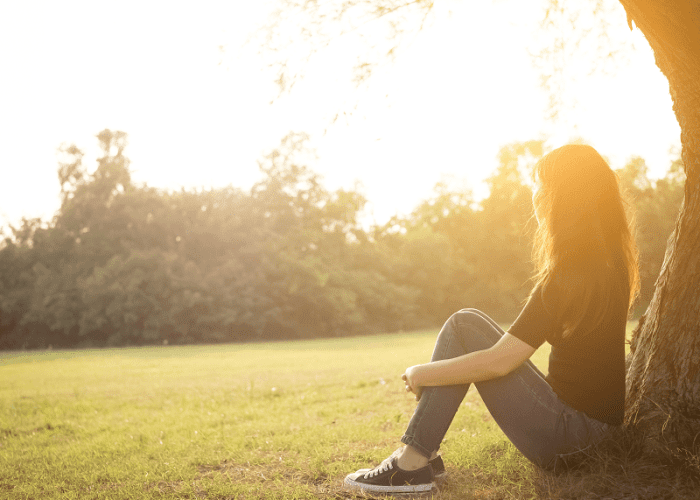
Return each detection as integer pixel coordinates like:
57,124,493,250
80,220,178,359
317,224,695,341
531,144,639,340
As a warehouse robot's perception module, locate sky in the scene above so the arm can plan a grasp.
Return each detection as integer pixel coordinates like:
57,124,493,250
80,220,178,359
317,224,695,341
0,0,681,228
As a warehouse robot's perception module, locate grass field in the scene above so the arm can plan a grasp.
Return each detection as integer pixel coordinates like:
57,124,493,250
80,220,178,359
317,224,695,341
1,325,648,499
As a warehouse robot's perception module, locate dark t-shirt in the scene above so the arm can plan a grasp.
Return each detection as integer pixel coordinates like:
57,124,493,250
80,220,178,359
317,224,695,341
507,279,627,425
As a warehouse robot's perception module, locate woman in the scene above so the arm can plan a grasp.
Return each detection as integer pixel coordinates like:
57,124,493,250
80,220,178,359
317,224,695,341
344,144,639,495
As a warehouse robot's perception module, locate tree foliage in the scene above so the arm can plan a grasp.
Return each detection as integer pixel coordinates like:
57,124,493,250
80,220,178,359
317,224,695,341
0,130,682,349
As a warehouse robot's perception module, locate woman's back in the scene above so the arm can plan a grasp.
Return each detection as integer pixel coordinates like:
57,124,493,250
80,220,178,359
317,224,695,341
509,266,629,424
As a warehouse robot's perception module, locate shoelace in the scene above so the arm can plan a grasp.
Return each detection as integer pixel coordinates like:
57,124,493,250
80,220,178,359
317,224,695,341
382,448,402,465
363,460,393,479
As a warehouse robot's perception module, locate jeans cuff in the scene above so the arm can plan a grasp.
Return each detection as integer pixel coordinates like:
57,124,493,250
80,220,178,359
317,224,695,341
400,434,433,459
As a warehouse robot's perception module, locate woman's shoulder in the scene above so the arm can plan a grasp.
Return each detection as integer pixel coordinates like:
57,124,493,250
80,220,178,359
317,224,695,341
546,260,624,294
539,268,582,308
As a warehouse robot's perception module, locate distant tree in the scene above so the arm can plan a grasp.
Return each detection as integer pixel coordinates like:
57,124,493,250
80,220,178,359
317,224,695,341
19,130,137,346
377,141,541,324
0,218,47,348
616,155,685,316
249,132,418,338
394,180,481,322
0,129,427,348
477,141,542,315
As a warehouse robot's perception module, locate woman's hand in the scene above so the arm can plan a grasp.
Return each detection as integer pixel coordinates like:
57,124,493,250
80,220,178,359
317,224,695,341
402,364,425,401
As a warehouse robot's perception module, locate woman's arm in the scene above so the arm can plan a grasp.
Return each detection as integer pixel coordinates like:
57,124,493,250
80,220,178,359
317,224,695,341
402,333,536,400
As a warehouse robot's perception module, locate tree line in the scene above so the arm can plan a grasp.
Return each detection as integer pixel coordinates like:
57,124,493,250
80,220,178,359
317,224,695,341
0,130,684,349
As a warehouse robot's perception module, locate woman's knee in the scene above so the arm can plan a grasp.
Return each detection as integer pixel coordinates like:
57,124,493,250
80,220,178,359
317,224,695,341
448,309,503,344
449,308,493,330
459,308,504,324
433,309,499,360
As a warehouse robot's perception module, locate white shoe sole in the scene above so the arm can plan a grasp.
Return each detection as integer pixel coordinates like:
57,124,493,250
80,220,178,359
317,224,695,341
344,474,435,494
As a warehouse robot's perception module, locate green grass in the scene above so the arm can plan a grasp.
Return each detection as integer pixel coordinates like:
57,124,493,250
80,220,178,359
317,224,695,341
0,323,644,499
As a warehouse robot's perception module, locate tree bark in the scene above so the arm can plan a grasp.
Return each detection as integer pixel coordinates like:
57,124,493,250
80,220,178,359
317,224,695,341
619,0,700,453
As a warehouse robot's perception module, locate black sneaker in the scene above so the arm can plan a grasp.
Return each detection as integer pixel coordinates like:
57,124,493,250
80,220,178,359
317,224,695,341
428,455,446,480
355,447,446,480
344,456,435,494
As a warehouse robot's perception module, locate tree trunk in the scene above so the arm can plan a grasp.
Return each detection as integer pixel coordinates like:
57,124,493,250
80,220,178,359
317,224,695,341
619,0,700,453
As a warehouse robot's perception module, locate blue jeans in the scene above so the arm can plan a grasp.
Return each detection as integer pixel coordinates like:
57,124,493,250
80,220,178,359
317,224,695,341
400,309,611,470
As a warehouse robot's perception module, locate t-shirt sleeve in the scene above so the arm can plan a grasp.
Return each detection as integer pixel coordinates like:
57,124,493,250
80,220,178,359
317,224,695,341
507,286,560,349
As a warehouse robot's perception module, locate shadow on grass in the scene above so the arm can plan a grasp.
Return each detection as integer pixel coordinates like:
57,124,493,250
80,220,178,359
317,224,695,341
535,427,700,499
